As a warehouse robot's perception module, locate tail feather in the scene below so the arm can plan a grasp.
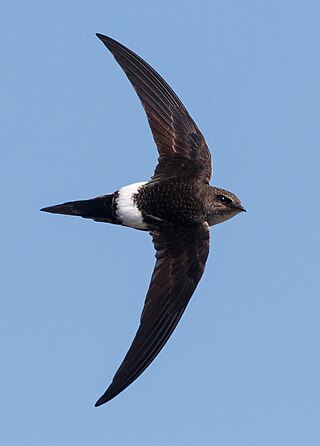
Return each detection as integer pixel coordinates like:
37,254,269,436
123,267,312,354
41,194,119,224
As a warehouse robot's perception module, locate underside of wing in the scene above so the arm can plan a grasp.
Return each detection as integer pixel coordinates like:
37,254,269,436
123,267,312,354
96,34,212,182
95,222,210,406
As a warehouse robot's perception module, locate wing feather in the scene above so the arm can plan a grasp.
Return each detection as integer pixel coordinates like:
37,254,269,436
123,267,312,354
95,222,210,406
96,34,212,182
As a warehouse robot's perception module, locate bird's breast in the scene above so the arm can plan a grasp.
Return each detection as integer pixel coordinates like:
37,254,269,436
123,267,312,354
137,179,205,227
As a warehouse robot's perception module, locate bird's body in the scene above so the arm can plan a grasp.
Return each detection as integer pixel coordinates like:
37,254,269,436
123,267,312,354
46,179,243,229
42,34,245,406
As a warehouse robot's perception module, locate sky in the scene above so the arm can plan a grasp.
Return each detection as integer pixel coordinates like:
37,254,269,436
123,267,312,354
1,1,320,445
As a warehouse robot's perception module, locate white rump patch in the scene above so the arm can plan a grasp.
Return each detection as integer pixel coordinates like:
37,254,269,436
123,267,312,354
116,182,148,229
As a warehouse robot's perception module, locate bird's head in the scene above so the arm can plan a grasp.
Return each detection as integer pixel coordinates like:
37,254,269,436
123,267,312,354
205,187,246,226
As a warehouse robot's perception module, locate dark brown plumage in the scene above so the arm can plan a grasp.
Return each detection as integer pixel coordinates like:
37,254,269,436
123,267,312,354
41,34,245,407
96,34,212,183
95,223,210,406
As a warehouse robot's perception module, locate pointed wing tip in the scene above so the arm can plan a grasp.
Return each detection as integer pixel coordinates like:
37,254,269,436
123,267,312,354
96,33,113,45
94,391,114,407
95,32,105,40
94,397,105,407
96,34,125,54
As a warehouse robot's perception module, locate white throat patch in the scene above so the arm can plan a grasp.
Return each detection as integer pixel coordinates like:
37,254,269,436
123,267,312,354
116,182,148,229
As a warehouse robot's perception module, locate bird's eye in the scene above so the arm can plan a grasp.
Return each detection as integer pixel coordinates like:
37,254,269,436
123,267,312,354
217,195,232,205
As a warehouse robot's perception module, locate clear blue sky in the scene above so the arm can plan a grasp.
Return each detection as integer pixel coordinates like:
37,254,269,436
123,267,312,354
2,1,319,444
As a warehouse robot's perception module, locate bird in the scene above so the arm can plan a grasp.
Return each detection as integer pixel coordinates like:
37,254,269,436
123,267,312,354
41,33,245,407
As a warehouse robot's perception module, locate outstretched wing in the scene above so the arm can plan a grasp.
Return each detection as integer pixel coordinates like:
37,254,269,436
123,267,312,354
95,222,210,406
96,34,212,182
